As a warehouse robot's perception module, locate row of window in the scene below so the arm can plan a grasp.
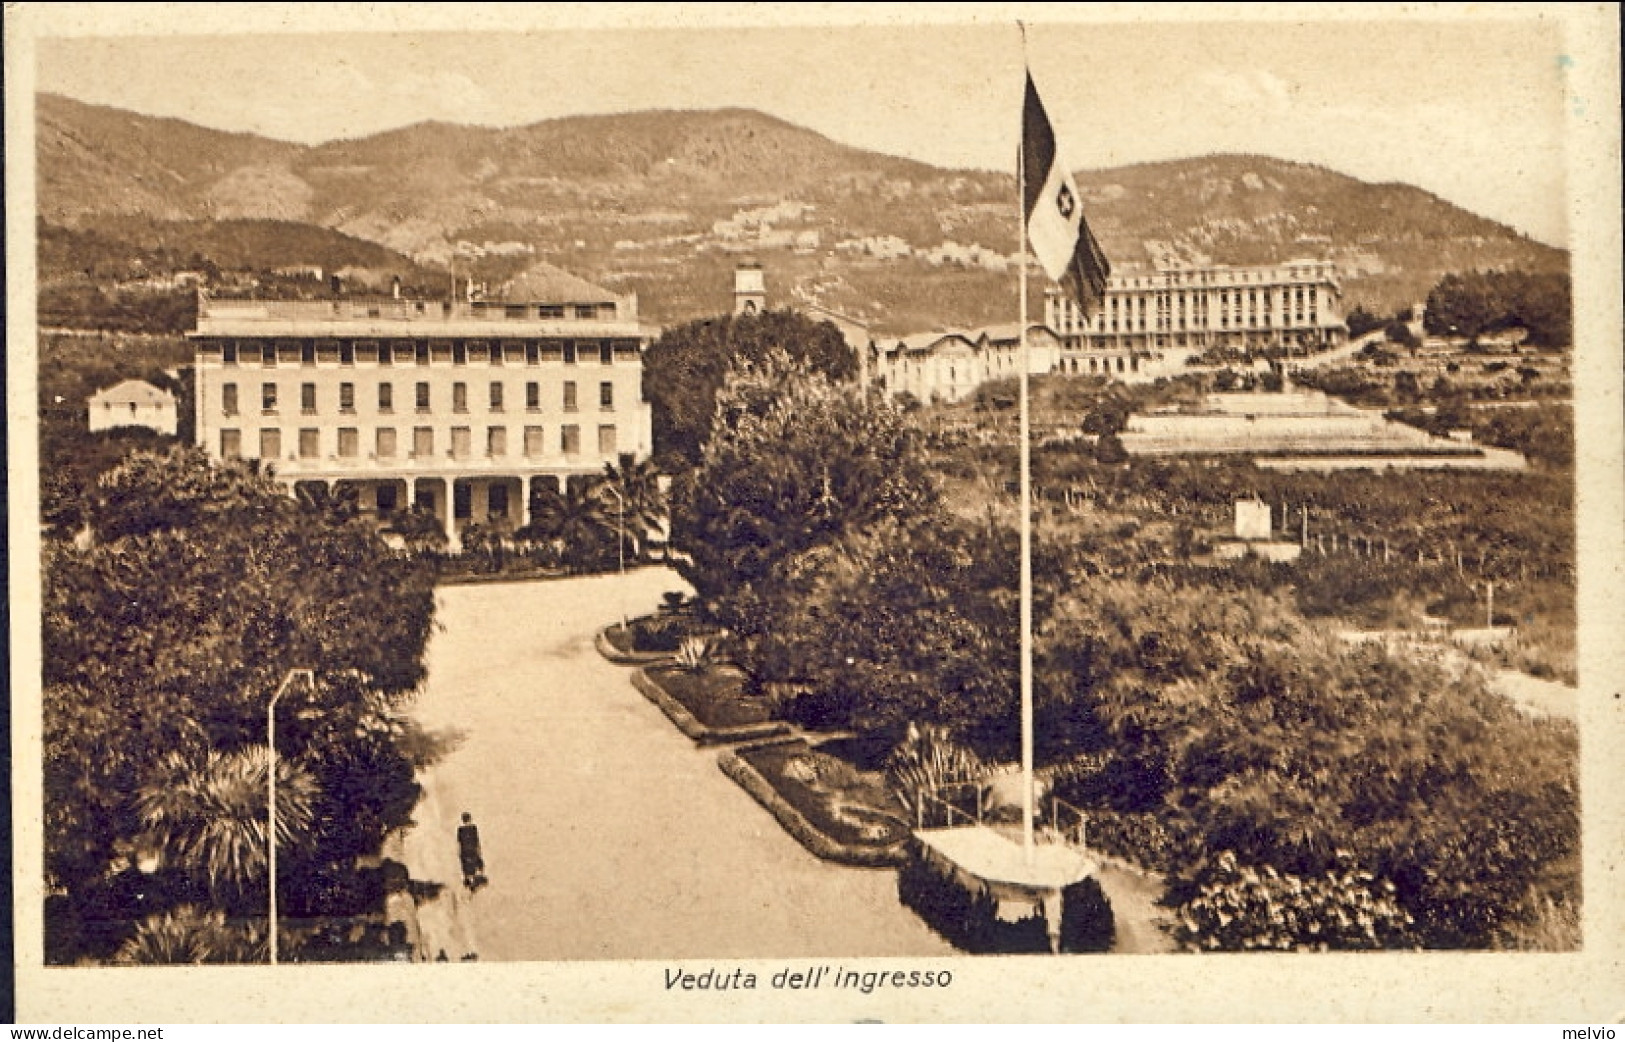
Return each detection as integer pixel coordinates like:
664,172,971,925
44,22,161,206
1059,356,1138,374
220,424,619,461
214,339,632,367
1089,310,1325,333
1113,268,1330,290
1057,286,1328,333
221,380,620,416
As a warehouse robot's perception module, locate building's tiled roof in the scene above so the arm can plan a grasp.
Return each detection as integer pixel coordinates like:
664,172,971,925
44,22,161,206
499,262,617,304
881,323,1060,355
889,330,979,353
981,322,1057,342
88,379,174,406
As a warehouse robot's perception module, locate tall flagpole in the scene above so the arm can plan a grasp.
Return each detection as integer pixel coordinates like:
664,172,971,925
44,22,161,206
1017,26,1035,863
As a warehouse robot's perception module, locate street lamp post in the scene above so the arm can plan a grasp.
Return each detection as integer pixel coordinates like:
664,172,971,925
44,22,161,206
603,484,627,630
268,668,313,965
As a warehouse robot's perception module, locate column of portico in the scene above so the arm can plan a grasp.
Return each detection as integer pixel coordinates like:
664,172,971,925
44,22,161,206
443,476,459,551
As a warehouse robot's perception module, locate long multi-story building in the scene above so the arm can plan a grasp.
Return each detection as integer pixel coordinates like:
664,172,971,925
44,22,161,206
190,264,655,548
872,324,1059,405
1045,260,1346,375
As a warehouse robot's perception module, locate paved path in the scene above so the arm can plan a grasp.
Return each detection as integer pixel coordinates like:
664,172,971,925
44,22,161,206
400,568,952,961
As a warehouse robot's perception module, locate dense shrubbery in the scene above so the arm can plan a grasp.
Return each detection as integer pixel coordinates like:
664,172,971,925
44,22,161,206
1425,270,1571,347
1387,403,1574,470
1171,852,1414,951
43,447,439,963
1037,577,1578,949
1059,876,1116,953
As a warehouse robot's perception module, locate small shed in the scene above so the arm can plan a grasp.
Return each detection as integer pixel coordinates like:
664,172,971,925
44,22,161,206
87,379,178,436
1234,498,1272,541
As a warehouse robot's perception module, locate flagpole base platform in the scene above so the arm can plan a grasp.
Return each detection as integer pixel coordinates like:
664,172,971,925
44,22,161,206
912,825,1099,953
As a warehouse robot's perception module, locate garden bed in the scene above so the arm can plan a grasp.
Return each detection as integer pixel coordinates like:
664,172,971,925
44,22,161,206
718,737,911,866
595,624,673,666
632,666,789,745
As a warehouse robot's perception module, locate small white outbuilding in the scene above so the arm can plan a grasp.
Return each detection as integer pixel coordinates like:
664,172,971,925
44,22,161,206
87,379,178,435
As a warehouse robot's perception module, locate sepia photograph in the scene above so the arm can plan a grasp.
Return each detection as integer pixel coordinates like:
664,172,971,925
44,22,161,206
6,1,1622,1023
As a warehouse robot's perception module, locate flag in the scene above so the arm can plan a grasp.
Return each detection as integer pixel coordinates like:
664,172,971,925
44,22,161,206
1022,73,1110,319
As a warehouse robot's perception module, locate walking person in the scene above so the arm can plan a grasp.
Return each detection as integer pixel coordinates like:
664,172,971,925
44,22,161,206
457,812,486,891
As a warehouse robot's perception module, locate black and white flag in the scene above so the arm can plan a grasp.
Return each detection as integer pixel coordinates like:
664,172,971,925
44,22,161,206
1021,73,1110,319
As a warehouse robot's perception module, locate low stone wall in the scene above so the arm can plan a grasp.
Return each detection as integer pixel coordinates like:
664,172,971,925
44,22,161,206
717,743,908,868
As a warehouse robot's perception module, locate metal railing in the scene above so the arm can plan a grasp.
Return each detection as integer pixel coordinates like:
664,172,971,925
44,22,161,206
910,779,1091,854
912,780,987,830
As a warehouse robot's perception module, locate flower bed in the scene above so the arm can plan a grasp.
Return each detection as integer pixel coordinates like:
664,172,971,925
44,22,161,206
731,738,911,855
597,624,674,666
644,664,773,730
632,667,789,745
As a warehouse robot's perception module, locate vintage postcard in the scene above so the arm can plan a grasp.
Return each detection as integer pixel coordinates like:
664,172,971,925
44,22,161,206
6,2,1622,1023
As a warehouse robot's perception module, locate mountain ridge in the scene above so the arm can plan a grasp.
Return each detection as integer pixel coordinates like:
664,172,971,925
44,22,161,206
36,94,1566,330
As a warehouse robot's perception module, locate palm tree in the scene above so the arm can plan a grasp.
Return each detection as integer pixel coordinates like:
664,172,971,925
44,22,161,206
295,481,360,521
598,458,668,557
385,503,448,556
517,479,615,572
136,746,318,909
113,905,263,965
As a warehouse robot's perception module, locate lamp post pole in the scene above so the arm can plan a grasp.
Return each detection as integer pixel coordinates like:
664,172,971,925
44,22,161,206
268,668,313,965
604,484,627,630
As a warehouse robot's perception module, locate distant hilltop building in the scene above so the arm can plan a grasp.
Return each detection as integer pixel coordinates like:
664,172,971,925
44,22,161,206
733,262,766,316
189,261,656,549
1046,260,1346,369
87,379,177,435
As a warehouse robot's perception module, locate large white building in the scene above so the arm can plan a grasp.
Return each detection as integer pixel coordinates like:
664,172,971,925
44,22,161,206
1046,260,1346,374
190,263,655,546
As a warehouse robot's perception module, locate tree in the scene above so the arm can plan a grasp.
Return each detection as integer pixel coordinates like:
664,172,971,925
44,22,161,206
598,457,667,557
385,504,449,556
1345,305,1385,338
42,446,437,962
1424,270,1571,347
1082,402,1129,437
113,906,263,965
670,351,936,616
136,747,318,909
295,481,361,521
517,478,616,572
643,309,859,467
731,516,1018,741
87,445,281,542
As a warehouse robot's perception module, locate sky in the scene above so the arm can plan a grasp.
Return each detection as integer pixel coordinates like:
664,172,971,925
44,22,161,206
18,4,1589,246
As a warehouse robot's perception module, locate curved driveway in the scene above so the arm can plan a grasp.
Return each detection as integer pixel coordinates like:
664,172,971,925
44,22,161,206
401,568,952,961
